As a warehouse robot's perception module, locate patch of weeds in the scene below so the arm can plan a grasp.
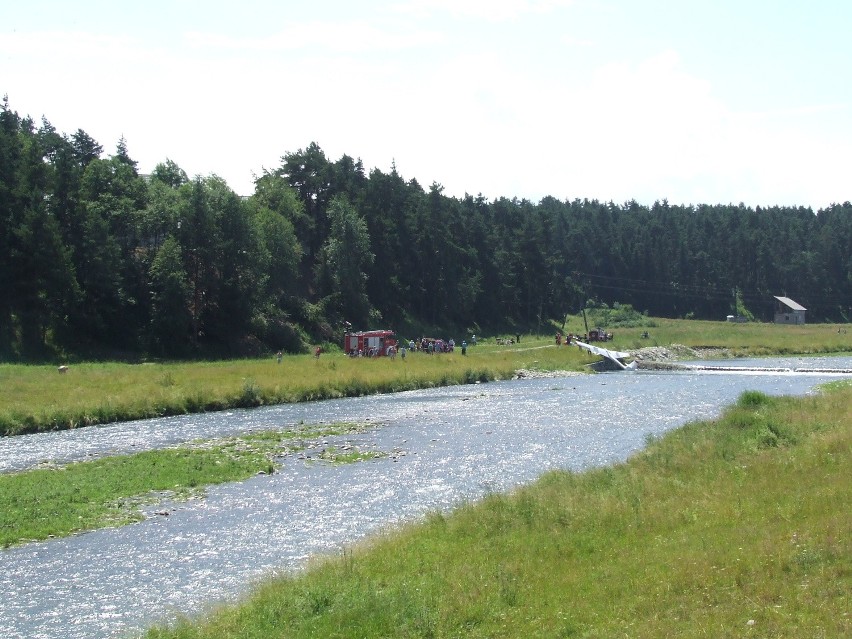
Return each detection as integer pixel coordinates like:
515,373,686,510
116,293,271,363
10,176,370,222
317,447,386,464
498,567,520,606
737,390,772,408
240,378,262,406
295,421,375,439
751,419,797,449
301,588,333,616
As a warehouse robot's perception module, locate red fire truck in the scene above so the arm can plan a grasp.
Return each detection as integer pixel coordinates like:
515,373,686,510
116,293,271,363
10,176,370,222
344,330,398,357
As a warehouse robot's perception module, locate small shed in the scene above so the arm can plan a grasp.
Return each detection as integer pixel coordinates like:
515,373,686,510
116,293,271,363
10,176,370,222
774,296,806,325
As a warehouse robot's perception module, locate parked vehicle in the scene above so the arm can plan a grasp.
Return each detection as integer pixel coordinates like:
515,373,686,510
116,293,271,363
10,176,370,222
344,330,398,356
588,327,613,342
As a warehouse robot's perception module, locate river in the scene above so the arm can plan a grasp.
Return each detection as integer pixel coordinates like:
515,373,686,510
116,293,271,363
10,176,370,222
1,356,850,639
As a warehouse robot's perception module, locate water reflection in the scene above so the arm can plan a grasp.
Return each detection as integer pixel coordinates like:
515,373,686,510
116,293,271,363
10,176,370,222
1,357,850,639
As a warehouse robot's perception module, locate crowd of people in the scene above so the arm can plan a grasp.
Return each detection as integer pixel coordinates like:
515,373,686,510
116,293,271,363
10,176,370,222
401,335,477,356
409,337,455,353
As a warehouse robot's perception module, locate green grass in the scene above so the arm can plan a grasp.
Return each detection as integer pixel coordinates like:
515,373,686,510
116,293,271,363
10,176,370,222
573,316,852,356
0,335,590,436
2,319,849,436
0,422,370,548
145,382,851,639
1,318,848,635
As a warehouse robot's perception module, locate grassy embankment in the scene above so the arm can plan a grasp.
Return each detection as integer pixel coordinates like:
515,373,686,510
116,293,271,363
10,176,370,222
0,423,375,548
0,333,583,437
145,381,851,639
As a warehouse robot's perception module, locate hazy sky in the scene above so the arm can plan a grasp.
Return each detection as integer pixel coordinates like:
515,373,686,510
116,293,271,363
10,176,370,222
2,0,850,208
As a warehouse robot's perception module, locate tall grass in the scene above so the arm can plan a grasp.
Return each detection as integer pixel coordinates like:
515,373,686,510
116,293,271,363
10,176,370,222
146,382,851,638
0,336,588,436
2,319,849,435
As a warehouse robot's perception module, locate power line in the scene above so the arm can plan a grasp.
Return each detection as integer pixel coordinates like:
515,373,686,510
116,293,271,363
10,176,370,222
572,271,850,307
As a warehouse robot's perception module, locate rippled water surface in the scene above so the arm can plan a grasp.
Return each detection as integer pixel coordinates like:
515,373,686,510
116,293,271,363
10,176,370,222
2,356,851,639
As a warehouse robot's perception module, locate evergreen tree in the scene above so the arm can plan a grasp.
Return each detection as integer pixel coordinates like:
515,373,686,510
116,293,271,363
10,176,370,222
148,235,191,354
176,178,218,349
319,196,374,326
278,142,333,269
73,148,148,350
9,125,79,356
361,165,412,324
206,176,268,351
252,204,301,307
0,97,22,357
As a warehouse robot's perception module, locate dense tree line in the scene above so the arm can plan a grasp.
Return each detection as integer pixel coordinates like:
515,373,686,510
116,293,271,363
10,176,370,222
1,99,850,361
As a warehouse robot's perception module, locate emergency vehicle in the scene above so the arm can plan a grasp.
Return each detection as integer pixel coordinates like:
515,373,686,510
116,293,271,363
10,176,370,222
344,330,398,356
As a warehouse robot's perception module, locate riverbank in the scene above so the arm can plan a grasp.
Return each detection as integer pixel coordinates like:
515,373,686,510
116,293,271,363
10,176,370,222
144,381,851,638
0,335,585,437
2,351,849,637
2,319,849,437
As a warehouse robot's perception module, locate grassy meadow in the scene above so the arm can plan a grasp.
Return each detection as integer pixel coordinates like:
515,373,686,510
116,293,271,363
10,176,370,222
1,318,850,437
145,381,851,638
0,335,588,436
565,316,852,355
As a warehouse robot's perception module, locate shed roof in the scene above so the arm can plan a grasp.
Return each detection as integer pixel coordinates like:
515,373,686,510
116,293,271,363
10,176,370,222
774,296,807,311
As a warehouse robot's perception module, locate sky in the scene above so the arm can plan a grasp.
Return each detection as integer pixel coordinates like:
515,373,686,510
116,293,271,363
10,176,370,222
2,0,850,209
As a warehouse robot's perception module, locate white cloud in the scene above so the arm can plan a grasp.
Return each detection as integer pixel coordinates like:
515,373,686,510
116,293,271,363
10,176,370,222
0,30,146,60
184,21,443,53
1,3,847,209
391,0,575,21
376,47,847,208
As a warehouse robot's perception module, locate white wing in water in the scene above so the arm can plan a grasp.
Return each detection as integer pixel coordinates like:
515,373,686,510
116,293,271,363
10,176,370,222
574,340,633,370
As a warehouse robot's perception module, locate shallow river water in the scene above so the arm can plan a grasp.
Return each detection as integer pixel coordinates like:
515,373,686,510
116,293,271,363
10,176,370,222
1,356,851,639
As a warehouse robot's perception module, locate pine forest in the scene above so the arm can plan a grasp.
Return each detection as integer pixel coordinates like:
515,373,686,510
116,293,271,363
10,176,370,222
1,98,850,361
